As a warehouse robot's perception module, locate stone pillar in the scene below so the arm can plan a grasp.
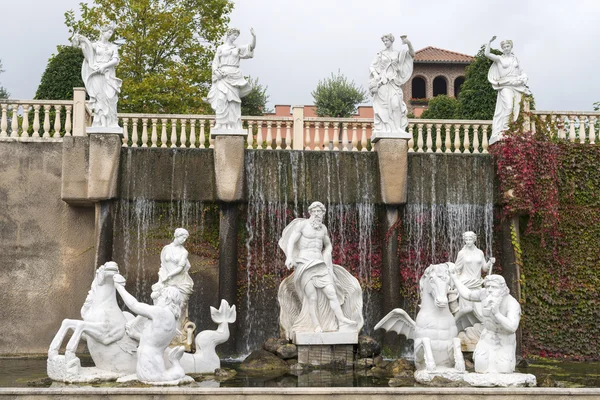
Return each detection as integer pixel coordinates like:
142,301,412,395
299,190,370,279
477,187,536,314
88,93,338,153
72,88,87,137
292,106,304,150
374,138,409,351
213,134,246,355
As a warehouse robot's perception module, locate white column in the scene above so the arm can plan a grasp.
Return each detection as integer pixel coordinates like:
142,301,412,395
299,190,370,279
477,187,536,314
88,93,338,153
589,116,597,144
482,125,489,154
463,124,471,154
53,105,62,137
472,124,480,154
416,123,424,153
323,121,330,150
190,119,197,148
275,121,282,150
161,119,168,148
122,117,129,147
151,118,158,147
256,121,263,148
21,105,30,139
199,119,207,149
407,123,414,152
0,103,7,137
313,121,321,151
32,104,41,137
42,104,51,138
131,118,139,147
425,123,433,153
72,87,87,136
141,118,149,147
11,104,19,138
444,123,452,153
579,116,586,144
435,123,442,153
170,119,177,148
453,124,461,153
246,121,254,148
292,106,304,150
266,121,273,150
342,122,349,151
361,123,368,151
180,119,187,148
304,121,311,150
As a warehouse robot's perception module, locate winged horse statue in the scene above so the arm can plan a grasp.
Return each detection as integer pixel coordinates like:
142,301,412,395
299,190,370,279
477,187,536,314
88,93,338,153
375,262,465,372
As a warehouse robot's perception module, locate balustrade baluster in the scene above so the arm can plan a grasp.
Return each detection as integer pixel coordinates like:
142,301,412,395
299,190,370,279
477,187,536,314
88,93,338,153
285,121,292,149
463,124,471,154
416,123,424,153
209,120,215,148
472,124,480,154
579,116,587,144
11,104,19,138
313,122,321,151
53,106,62,137
589,116,597,144
180,119,187,148
151,119,158,147
43,105,51,138
160,119,168,148
256,121,263,148
351,123,358,151
444,124,451,153
482,125,489,153
341,123,349,151
131,118,139,147
568,116,576,142
21,105,30,139
407,124,414,152
361,123,368,151
435,124,442,153
333,123,340,151
266,121,273,150
275,121,282,149
141,118,149,147
64,106,72,137
323,122,331,150
199,120,207,149
425,123,433,153
0,104,7,137
122,118,129,147
189,119,196,148
453,124,461,153
170,119,177,148
304,121,311,150
32,105,41,137
246,121,254,148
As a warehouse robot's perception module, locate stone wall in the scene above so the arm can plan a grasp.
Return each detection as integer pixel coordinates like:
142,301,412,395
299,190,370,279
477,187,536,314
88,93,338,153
0,141,96,354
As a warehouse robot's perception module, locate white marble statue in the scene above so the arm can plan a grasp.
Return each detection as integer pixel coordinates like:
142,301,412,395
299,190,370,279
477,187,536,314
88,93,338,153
369,33,414,141
206,27,256,134
47,262,137,383
486,36,530,145
376,263,465,376
277,201,363,342
180,299,237,374
71,22,122,131
114,278,193,385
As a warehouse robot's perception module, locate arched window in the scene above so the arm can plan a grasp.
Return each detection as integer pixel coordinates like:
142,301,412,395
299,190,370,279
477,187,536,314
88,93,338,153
411,76,426,99
454,76,465,98
433,76,448,96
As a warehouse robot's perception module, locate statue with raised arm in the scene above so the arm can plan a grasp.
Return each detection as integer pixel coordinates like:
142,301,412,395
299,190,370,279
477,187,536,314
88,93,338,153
114,277,193,385
277,202,363,341
206,27,256,133
450,270,520,374
486,36,530,145
369,33,414,140
71,22,122,130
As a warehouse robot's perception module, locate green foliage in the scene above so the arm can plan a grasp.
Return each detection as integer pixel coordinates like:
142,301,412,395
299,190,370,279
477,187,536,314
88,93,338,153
593,102,599,112
0,59,9,99
241,77,271,116
64,0,233,113
35,46,84,100
311,71,367,118
420,95,459,119
456,45,501,120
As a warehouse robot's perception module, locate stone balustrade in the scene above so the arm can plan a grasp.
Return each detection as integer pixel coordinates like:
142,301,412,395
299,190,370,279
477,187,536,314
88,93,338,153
531,111,600,144
3,95,599,151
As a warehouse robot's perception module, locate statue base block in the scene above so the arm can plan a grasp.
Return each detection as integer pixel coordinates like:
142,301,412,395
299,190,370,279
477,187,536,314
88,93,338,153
294,331,358,345
86,126,123,135
371,130,411,142
47,356,122,383
297,344,355,367
414,368,536,387
211,128,247,138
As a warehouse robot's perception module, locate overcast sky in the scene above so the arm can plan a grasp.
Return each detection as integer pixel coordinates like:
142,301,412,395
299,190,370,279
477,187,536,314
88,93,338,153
2,0,599,111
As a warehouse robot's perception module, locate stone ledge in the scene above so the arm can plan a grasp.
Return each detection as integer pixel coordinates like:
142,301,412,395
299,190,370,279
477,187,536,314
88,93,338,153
2,387,600,399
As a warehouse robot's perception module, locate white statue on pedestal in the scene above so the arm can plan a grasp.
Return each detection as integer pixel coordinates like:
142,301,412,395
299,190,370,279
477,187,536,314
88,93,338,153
47,262,137,383
486,36,529,145
206,27,256,134
71,22,122,131
376,263,465,376
114,278,193,385
277,202,363,341
369,33,414,141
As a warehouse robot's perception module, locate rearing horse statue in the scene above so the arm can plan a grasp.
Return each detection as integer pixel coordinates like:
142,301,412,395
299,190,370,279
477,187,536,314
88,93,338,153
47,261,138,382
375,262,465,372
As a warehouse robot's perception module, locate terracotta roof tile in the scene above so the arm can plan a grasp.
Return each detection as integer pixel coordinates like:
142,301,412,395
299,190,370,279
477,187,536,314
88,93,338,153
414,46,474,64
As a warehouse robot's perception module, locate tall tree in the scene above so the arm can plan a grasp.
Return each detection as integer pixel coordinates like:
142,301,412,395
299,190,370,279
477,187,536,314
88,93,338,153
64,0,233,114
311,71,366,118
35,46,85,100
241,77,271,116
0,60,9,99
456,45,501,120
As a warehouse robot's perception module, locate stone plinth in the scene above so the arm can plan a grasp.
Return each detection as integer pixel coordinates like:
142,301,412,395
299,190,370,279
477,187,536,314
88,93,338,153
297,344,355,367
373,138,408,205
214,136,245,202
370,131,412,143
210,129,247,138
294,332,358,345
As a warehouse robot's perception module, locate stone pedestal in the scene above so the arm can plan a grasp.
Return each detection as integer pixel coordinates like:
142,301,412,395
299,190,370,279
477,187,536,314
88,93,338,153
214,136,245,202
370,130,412,143
373,138,409,205
297,344,355,368
211,129,247,138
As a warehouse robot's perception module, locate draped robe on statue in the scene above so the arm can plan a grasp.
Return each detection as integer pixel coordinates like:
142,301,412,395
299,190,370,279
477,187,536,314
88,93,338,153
277,219,364,340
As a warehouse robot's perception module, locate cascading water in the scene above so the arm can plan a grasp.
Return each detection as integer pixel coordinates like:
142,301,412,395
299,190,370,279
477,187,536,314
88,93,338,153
240,150,381,354
400,154,495,314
